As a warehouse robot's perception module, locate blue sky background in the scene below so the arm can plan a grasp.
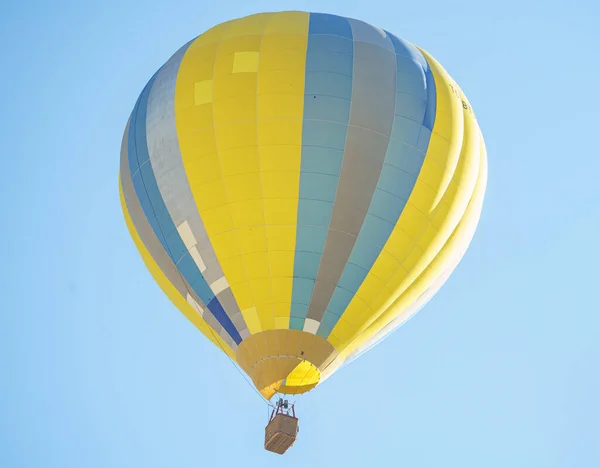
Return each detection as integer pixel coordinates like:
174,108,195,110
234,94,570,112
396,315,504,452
2,0,599,466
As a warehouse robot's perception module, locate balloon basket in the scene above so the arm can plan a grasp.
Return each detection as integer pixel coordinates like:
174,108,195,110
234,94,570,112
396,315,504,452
264,398,298,455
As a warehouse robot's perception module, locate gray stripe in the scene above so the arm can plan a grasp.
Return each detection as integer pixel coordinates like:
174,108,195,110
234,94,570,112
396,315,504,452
306,24,397,323
145,42,250,340
346,18,394,52
121,119,235,349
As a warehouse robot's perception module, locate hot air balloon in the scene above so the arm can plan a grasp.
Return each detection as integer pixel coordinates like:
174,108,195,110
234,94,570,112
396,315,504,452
119,11,487,454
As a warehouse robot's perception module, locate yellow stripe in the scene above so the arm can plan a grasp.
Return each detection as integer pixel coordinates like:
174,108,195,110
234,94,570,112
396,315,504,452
119,175,236,360
328,48,482,351
175,12,309,335
336,133,488,363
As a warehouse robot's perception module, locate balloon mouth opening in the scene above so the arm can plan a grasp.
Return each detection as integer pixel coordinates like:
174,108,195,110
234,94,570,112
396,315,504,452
259,360,321,399
235,329,338,400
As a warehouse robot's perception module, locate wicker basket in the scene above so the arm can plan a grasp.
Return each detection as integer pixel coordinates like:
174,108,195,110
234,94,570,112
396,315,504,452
264,413,299,454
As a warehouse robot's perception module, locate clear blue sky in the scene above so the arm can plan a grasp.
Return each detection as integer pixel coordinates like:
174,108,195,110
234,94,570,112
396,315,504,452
2,0,599,466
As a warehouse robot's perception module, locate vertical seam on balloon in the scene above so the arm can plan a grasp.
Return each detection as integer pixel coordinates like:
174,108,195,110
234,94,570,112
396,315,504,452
208,19,260,337
289,14,309,331
254,16,273,332
296,15,354,332
280,13,310,335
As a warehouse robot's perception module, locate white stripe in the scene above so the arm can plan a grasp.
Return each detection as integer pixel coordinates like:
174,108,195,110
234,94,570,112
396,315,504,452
210,276,229,296
189,246,207,272
177,221,197,250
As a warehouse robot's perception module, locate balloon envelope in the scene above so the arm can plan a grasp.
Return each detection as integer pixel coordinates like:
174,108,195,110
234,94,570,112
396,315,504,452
119,11,487,399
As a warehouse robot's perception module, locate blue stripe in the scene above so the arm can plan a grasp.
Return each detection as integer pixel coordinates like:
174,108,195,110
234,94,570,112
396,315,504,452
308,13,353,38
318,33,438,338
128,74,242,344
290,13,354,329
386,32,437,131
423,64,437,131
